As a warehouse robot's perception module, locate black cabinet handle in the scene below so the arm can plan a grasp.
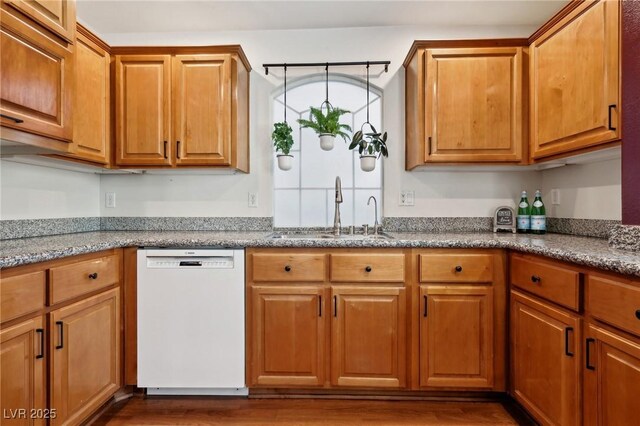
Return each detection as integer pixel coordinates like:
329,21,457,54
365,266,372,272
318,295,322,317
455,265,463,273
423,295,428,317
88,272,98,280
163,141,168,159
608,104,617,131
36,328,44,359
284,265,291,272
55,321,64,350
333,295,337,317
1,113,24,123
177,140,181,159
564,327,574,357
427,136,432,155
635,309,640,320
531,275,541,283
586,338,596,370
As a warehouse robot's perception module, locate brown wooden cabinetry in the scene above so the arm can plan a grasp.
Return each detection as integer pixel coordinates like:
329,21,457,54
4,0,75,43
511,290,581,426
529,0,620,159
331,286,406,388
404,43,525,169
0,5,74,152
250,286,326,387
114,47,250,171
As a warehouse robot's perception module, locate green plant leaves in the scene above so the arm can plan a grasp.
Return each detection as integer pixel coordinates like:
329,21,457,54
297,106,352,141
272,122,294,155
347,125,389,159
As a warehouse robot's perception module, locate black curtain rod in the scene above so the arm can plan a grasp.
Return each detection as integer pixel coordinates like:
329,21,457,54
263,61,390,75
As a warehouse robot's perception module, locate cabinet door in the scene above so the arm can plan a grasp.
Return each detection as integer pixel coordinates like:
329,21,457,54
420,285,493,388
173,54,232,166
511,290,581,426
331,286,406,388
250,286,325,387
584,324,640,426
4,0,75,43
0,9,73,144
71,29,110,164
530,0,619,159
50,289,120,426
115,55,172,166
0,316,46,426
425,47,523,163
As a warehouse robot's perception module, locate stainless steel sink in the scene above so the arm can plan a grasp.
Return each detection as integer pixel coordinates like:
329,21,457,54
268,232,393,240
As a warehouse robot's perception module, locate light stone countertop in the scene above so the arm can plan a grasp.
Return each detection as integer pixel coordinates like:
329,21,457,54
1,230,639,277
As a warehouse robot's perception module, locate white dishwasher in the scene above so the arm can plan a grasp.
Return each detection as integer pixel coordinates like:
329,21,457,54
137,248,246,395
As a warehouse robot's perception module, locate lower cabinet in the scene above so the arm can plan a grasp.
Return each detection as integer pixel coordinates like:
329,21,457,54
50,288,121,426
420,285,493,388
250,286,325,387
0,316,46,426
331,286,406,388
510,290,581,426
583,323,640,426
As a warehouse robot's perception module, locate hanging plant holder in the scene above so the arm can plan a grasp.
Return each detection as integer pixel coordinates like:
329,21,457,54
272,64,294,171
348,62,389,172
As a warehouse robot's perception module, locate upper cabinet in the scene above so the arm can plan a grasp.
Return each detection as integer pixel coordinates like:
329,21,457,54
529,0,620,160
404,43,525,169
3,0,75,43
0,3,74,152
114,47,250,171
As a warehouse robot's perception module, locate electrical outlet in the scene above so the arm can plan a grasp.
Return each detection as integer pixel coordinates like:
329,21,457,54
248,192,258,208
105,192,116,208
551,189,561,205
399,191,415,206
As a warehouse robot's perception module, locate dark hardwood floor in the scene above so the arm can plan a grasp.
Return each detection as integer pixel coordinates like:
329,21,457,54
92,396,530,425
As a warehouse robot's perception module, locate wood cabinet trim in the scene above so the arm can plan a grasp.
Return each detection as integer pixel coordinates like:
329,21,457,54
110,45,251,71
403,38,528,68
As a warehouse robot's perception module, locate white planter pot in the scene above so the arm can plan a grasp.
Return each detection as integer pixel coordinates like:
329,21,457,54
277,154,293,171
360,155,377,172
319,134,335,151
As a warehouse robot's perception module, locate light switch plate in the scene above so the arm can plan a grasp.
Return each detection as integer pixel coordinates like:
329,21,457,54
105,192,116,208
248,192,258,208
551,189,560,205
399,191,415,206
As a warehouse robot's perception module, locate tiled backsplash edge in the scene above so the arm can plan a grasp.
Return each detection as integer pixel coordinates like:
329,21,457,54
382,217,493,233
547,218,620,239
609,224,640,251
0,217,101,240
99,216,274,232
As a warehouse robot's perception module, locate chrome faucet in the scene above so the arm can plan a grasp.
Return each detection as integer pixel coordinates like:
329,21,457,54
367,195,380,235
333,176,343,236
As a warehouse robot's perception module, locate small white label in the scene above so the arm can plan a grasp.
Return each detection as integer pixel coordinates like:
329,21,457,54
531,215,546,231
517,216,530,230
518,201,528,208
533,200,543,208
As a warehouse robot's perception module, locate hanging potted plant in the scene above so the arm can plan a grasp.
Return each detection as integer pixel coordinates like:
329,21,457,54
272,121,294,170
297,105,351,151
349,124,388,172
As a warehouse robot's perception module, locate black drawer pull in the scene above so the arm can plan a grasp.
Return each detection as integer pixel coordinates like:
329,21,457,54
365,266,372,272
177,140,181,159
586,338,596,370
455,265,463,273
163,141,168,159
334,295,337,317
284,265,291,272
564,327,574,357
55,321,64,350
636,309,640,320
608,104,617,131
318,295,322,317
1,113,24,123
36,328,44,359
531,275,541,283
423,295,428,317
88,272,98,279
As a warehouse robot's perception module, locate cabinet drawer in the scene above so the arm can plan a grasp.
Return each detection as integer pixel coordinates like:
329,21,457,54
330,254,405,283
510,255,580,311
588,275,640,337
420,253,493,283
1,271,46,323
252,254,325,282
49,255,119,305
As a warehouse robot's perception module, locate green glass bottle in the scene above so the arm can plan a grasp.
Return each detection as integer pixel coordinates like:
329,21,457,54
516,191,530,234
530,189,547,235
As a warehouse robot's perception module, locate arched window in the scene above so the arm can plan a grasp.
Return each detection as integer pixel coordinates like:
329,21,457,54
272,76,383,228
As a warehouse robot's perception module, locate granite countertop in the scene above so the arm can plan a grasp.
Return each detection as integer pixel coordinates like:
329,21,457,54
1,230,640,277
